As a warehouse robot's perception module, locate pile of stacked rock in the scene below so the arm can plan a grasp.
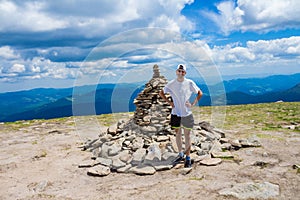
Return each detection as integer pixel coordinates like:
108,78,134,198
79,64,261,176
133,64,172,135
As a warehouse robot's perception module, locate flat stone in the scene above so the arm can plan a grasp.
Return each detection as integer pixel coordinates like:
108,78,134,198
219,182,280,199
191,154,210,162
200,158,222,166
78,160,96,168
229,139,242,148
131,148,146,166
199,130,216,141
108,143,122,156
221,143,232,150
161,151,177,162
240,138,261,147
129,165,156,175
87,165,111,177
153,164,173,171
140,126,157,134
94,157,112,167
212,151,234,159
118,150,132,163
180,167,192,175
117,164,132,173
144,143,161,162
111,158,126,169
156,135,169,142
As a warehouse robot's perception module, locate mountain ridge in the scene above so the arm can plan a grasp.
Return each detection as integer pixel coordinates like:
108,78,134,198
1,73,300,122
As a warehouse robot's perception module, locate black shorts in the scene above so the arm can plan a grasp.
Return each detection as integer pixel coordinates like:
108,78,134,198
170,114,194,130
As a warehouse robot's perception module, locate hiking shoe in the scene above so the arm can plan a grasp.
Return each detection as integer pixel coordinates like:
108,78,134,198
184,158,192,168
172,155,184,166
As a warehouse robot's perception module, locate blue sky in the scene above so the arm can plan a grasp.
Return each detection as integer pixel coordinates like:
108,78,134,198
0,0,300,92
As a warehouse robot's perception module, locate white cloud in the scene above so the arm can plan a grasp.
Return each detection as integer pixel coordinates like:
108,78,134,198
247,36,300,56
10,63,25,73
206,0,300,34
0,46,20,59
0,0,67,32
211,36,300,76
0,0,194,35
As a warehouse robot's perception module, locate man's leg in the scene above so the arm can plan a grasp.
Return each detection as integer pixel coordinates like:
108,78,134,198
171,127,185,165
183,128,191,157
175,128,183,153
182,114,194,168
183,128,192,168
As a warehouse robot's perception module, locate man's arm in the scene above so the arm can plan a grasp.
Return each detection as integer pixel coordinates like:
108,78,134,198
191,90,203,106
159,90,174,108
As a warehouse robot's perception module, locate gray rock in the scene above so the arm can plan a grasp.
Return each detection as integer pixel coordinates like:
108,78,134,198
200,158,222,166
87,165,111,177
129,165,156,175
118,150,132,163
117,164,132,173
78,160,96,168
199,130,217,141
219,182,280,199
180,167,192,175
221,143,232,151
108,143,122,156
140,126,157,134
153,164,173,171
229,139,242,148
111,158,126,169
100,142,111,158
144,145,162,166
131,148,146,166
212,151,234,158
210,140,223,153
94,157,112,167
131,136,144,151
161,151,177,162
156,135,169,142
240,138,261,147
201,142,212,152
107,124,117,135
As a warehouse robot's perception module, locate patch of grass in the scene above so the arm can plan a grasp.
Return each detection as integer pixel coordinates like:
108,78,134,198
40,150,47,158
256,133,285,141
193,102,300,135
32,140,38,145
188,176,204,181
97,112,133,126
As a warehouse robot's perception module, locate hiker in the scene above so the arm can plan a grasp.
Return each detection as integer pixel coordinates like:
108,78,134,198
159,64,203,168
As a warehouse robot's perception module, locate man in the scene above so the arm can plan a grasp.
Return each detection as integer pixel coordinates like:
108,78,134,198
159,64,203,168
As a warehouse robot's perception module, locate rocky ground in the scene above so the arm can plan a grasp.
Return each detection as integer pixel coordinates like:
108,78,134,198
0,103,300,200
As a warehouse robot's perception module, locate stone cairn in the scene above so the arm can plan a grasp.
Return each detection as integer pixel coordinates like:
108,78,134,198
79,64,261,176
133,64,172,132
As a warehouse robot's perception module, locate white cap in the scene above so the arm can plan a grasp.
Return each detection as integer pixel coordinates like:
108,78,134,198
177,64,186,71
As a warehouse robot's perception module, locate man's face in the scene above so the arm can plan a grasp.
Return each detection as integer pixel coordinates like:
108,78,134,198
176,69,186,78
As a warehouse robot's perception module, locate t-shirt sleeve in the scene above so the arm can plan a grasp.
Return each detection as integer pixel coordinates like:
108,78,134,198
190,80,200,93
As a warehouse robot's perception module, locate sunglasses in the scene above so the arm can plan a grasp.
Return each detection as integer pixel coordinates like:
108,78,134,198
177,69,186,73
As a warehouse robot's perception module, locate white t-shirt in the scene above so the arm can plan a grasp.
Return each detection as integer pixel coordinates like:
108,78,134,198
163,78,200,117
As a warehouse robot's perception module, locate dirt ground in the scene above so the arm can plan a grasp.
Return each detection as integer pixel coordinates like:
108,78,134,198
0,117,299,200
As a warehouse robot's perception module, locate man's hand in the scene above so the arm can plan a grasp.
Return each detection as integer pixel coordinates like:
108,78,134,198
185,101,192,108
170,102,175,108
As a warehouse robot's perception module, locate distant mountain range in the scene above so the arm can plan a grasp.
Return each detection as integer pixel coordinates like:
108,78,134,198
1,73,300,122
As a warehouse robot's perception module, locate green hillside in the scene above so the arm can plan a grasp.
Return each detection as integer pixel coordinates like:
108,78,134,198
2,102,299,137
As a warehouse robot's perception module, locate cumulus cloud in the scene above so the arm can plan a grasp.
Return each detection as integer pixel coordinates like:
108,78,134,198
0,0,194,35
212,36,300,67
0,46,20,59
205,0,300,35
0,0,67,32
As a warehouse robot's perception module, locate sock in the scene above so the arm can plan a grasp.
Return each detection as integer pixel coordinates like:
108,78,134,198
186,156,191,160
179,152,184,157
